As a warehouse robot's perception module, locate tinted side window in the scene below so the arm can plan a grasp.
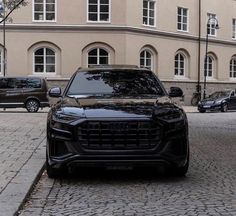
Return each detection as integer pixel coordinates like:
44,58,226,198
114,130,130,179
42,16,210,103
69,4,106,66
27,78,41,88
0,78,8,89
15,78,27,88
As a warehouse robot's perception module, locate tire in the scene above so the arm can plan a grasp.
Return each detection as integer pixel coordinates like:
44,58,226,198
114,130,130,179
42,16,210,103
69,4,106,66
167,150,189,177
221,103,228,112
199,110,206,113
25,99,39,113
46,153,67,179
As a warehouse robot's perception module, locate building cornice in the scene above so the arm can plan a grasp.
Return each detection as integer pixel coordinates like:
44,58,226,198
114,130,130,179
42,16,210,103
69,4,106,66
1,24,236,47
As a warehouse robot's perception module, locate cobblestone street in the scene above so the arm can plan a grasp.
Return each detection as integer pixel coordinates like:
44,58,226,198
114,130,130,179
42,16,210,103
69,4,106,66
16,112,236,215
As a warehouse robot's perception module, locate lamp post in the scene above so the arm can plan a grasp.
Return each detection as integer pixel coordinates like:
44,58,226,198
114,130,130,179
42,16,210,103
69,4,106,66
0,0,5,77
203,17,219,99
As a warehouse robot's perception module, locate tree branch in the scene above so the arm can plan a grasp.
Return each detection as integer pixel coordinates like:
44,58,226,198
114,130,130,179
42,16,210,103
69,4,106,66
0,0,25,24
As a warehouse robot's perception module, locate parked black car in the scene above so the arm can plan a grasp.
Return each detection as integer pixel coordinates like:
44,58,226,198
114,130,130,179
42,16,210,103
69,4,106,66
46,65,189,178
198,90,236,113
0,77,49,112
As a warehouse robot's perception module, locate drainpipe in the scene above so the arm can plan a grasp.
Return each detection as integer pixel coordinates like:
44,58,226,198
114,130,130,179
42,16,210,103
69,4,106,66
197,0,201,95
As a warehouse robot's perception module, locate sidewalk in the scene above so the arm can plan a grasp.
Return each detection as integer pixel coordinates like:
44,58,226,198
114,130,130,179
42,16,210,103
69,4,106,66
0,110,47,216
0,106,197,216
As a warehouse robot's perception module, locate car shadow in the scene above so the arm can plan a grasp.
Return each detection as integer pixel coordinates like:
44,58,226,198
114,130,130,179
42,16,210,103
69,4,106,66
60,166,188,183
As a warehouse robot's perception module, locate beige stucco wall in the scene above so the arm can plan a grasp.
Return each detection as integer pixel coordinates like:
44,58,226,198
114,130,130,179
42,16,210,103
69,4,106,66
1,0,236,105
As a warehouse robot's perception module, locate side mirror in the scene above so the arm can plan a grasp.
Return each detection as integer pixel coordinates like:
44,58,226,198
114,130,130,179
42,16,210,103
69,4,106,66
48,87,62,98
168,87,183,98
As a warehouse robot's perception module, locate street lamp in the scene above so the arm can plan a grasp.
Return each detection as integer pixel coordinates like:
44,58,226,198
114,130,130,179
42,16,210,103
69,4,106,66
203,17,219,99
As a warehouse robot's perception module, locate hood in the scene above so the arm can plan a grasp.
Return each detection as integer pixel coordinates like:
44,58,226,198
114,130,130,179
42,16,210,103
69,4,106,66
201,96,227,104
54,96,181,119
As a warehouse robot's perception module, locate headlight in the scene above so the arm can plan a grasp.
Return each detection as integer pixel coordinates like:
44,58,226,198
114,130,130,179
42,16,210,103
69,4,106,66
51,113,79,130
214,100,222,105
52,113,79,123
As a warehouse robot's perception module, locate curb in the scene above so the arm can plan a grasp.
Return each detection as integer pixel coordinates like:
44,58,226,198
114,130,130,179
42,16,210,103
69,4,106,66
0,139,46,216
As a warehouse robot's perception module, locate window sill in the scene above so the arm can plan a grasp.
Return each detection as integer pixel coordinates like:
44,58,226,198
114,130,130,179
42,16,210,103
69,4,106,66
142,24,156,28
174,76,189,80
32,20,57,23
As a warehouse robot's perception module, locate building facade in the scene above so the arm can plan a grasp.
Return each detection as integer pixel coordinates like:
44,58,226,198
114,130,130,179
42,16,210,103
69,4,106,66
0,0,236,104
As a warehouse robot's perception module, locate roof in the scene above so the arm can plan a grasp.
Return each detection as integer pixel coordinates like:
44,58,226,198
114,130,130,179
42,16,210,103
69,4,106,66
76,64,151,72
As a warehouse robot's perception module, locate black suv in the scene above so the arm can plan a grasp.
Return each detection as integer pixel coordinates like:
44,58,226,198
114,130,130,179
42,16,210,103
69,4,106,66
0,77,49,112
47,66,189,178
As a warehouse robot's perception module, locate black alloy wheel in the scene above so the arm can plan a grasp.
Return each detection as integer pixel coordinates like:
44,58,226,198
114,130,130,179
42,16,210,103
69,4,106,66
46,151,68,179
221,103,228,112
26,99,39,113
199,109,206,113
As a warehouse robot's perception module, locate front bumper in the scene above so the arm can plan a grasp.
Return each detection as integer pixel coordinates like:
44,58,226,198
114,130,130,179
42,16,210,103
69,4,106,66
198,103,221,111
47,124,189,170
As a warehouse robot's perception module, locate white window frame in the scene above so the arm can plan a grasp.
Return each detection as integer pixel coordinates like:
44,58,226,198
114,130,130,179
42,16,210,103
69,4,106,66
33,47,56,75
143,0,156,27
140,50,153,70
207,13,217,37
175,53,186,77
230,57,236,78
232,19,236,40
87,0,111,23
87,47,110,67
206,56,214,78
33,0,57,22
177,7,188,32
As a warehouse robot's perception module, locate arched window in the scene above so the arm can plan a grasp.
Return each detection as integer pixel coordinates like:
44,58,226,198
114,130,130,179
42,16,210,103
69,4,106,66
230,57,236,78
206,56,213,77
88,48,109,66
34,47,55,74
140,50,152,70
175,53,185,76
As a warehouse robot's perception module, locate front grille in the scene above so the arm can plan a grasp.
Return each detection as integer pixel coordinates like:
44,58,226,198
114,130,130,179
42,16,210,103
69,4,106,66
77,121,161,150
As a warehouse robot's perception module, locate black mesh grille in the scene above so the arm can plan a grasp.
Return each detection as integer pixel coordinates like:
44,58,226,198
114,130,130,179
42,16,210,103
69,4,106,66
77,121,161,150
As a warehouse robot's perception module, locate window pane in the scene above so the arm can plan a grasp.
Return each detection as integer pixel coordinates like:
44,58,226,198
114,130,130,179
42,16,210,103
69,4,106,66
46,4,55,12
89,49,98,56
35,65,44,73
88,57,98,65
46,0,55,3
35,0,43,3
89,5,97,12
149,18,154,26
89,0,97,4
100,5,109,12
100,13,109,21
46,13,55,20
89,13,98,21
34,13,44,20
46,65,55,73
35,4,43,11
99,48,108,56
99,57,108,64
46,48,55,55
46,56,55,64
100,0,108,4
35,48,44,55
143,17,148,25
35,56,44,64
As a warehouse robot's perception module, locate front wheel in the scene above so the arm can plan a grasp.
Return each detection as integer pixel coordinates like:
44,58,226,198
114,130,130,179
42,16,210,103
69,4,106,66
167,151,189,177
46,153,67,179
199,109,206,113
25,99,39,113
221,103,228,112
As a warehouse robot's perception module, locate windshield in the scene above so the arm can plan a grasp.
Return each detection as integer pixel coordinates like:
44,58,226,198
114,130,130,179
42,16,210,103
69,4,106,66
66,70,165,98
209,91,231,99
